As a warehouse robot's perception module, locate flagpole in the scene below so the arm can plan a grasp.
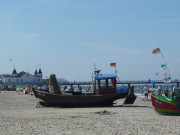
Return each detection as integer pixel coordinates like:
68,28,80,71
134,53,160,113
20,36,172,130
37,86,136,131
160,52,171,77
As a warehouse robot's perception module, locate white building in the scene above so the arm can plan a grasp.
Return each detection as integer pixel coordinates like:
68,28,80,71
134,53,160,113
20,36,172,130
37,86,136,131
2,68,43,85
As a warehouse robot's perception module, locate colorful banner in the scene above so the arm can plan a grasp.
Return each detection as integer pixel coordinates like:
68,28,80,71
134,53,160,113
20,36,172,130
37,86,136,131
155,72,159,76
161,64,166,68
152,48,161,54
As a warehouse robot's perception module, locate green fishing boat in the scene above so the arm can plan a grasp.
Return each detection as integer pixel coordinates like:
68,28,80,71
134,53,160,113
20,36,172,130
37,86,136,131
151,88,180,115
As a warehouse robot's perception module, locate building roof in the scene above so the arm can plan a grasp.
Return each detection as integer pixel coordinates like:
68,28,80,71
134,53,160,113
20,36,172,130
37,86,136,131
3,71,27,78
38,68,42,74
17,71,26,77
3,74,14,77
34,69,37,75
2,69,43,78
12,69,17,75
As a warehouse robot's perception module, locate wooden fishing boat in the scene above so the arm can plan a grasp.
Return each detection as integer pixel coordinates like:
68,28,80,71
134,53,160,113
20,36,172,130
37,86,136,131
33,73,136,107
151,88,180,115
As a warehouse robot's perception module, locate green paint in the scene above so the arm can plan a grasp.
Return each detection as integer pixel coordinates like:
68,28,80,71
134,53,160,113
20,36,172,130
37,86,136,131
154,107,180,115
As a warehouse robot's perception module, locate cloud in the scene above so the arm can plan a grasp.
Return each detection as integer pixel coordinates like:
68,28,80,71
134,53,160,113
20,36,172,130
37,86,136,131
85,43,140,54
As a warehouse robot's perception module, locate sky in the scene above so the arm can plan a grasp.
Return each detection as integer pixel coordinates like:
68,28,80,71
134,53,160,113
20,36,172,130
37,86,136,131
0,0,180,81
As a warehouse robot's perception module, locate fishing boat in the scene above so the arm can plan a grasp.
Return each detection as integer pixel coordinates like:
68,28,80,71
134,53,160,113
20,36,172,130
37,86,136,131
33,72,136,107
151,48,180,114
151,87,180,115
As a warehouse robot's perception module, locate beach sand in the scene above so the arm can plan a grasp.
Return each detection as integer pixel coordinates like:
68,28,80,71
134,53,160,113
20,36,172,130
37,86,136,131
0,91,180,135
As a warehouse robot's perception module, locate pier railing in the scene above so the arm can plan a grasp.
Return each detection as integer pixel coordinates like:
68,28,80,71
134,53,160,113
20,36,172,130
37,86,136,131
3,80,180,88
58,80,178,84
58,80,180,88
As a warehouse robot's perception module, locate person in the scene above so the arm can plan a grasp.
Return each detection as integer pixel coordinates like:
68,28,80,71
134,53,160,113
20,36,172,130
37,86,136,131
164,88,169,97
143,85,149,100
172,86,176,98
68,84,74,92
60,86,67,95
157,86,163,95
61,86,67,92
78,85,82,92
46,86,49,93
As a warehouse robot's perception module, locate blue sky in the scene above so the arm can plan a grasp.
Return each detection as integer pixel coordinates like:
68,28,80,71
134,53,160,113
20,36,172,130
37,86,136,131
0,0,180,81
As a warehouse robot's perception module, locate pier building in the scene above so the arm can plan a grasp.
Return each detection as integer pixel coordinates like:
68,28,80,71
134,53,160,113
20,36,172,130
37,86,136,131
1,68,44,88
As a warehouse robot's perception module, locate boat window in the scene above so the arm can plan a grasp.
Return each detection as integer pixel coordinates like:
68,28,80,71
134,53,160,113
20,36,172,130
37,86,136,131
108,79,112,87
100,80,106,87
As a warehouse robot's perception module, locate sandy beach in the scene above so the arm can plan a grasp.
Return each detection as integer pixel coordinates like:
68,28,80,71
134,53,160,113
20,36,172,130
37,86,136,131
0,91,180,135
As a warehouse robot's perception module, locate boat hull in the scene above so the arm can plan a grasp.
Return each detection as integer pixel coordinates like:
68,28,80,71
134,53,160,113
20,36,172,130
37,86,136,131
151,95,180,115
33,89,128,106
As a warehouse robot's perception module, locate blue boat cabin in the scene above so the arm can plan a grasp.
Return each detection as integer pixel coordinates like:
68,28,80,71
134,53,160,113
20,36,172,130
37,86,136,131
94,74,117,95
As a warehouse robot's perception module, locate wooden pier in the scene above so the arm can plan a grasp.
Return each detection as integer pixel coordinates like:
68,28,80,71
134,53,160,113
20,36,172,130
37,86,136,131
3,80,180,89
59,80,180,88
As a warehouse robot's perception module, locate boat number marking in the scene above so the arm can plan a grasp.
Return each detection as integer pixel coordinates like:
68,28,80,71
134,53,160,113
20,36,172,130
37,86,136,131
155,99,162,105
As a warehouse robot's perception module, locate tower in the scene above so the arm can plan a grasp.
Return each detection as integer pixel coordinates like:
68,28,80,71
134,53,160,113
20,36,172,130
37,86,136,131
34,69,38,75
12,69,17,76
38,68,42,77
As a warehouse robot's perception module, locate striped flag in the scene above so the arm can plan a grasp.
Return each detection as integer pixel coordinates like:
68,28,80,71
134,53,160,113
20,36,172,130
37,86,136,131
152,48,161,54
110,63,116,67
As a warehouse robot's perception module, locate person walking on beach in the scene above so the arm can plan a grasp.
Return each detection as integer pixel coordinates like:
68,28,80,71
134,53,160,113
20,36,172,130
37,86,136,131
143,85,149,101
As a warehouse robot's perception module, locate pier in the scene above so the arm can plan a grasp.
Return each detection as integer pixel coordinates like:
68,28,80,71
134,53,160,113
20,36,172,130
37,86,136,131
58,80,180,89
1,80,180,89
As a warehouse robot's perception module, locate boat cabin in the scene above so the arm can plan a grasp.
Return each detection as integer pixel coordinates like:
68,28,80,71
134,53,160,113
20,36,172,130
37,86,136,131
94,74,117,95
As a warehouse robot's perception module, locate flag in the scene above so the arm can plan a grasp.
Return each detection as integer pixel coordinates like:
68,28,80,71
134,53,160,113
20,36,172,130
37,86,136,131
110,63,116,67
161,64,166,70
152,48,161,54
155,72,159,76
161,64,166,68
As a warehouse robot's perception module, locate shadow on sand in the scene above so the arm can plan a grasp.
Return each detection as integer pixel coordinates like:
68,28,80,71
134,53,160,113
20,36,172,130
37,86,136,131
36,101,153,109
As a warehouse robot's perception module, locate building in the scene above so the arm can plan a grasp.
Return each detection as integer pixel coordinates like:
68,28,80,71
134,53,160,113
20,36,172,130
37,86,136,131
1,68,44,86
